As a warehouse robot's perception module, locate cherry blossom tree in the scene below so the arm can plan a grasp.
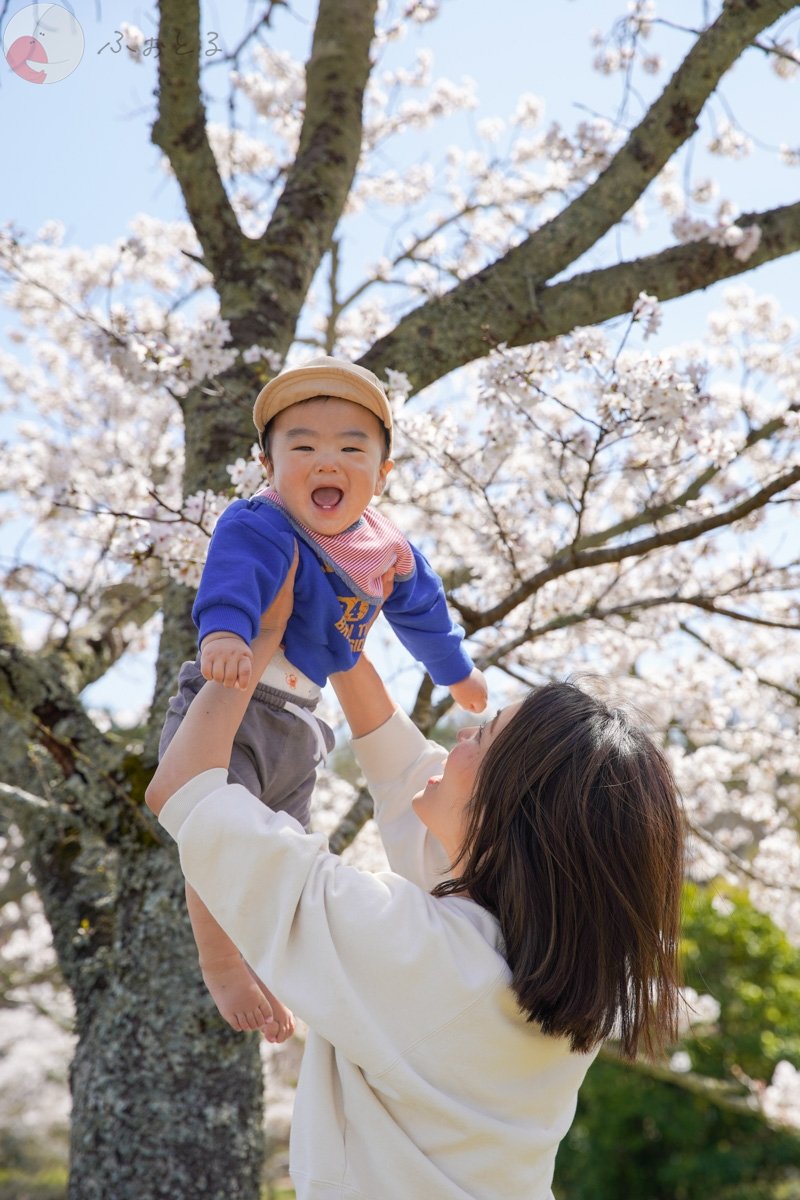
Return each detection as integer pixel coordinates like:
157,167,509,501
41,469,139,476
1,1,799,1196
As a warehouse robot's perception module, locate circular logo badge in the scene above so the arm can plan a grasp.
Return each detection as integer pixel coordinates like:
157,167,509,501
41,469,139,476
3,4,84,84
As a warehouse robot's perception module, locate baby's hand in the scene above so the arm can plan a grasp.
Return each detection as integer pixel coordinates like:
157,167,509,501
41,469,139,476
449,667,488,713
200,633,253,689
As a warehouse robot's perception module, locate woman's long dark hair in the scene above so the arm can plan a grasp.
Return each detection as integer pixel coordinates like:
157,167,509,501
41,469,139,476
433,680,684,1058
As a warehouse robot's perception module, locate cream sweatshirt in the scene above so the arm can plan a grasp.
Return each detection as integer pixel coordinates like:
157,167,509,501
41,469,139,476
160,708,597,1199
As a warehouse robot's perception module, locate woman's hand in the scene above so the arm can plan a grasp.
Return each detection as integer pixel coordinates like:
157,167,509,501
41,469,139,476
258,543,299,638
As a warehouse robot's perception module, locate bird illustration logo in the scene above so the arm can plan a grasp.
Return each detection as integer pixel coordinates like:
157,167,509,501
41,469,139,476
4,4,84,85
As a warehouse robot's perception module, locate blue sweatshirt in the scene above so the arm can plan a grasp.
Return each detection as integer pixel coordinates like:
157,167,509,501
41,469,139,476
192,497,473,688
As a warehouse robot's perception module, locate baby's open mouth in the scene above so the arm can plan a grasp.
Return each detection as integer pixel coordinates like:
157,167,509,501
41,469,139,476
312,487,343,510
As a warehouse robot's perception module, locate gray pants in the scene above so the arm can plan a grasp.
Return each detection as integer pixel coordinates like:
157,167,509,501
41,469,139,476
158,660,335,831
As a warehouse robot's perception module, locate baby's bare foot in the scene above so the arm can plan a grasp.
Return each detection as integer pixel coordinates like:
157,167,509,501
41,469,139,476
246,963,296,1044
201,953,278,1036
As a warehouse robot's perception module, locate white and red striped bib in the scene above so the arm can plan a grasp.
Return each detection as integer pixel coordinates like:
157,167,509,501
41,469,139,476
254,488,416,601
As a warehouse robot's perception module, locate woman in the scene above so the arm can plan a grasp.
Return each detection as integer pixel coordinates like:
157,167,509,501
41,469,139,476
146,555,684,1200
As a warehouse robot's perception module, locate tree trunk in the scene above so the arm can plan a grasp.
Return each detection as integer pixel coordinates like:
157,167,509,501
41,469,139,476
3,601,270,1197
64,842,266,1200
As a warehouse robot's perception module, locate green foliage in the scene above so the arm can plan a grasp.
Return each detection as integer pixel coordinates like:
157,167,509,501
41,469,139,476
553,1059,800,1199
0,1117,69,1200
553,883,800,1200
681,884,800,1080
0,1167,66,1200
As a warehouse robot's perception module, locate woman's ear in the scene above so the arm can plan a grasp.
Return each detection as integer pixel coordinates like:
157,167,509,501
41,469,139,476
374,458,394,497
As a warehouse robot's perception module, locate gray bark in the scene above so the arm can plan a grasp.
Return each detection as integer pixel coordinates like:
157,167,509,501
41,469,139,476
64,846,265,1200
0,635,267,1199
361,0,799,391
22,2,383,1195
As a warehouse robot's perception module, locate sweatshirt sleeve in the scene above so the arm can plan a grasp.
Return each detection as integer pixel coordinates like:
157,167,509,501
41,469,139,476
351,707,451,890
158,768,486,1076
381,544,473,686
192,501,295,645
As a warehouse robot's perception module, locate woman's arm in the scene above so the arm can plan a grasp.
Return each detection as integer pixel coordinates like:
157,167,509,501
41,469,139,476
145,547,297,816
329,653,396,739
329,562,398,739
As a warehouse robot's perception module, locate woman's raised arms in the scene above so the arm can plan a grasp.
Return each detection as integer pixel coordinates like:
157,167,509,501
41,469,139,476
145,546,298,816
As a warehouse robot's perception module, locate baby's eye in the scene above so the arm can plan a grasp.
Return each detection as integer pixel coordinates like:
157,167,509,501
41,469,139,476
342,446,365,453
291,444,314,452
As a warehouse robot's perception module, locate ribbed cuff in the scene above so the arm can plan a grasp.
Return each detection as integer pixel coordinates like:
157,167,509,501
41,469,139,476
427,644,474,687
197,604,255,644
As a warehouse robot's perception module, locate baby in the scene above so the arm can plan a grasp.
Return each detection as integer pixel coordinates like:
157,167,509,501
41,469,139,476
159,355,487,1040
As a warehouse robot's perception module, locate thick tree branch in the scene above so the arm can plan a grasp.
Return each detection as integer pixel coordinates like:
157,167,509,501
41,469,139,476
361,0,798,389
51,578,163,692
478,591,800,644
427,582,798,729
519,0,796,284
155,0,378,347
0,780,61,820
255,0,379,332
365,195,800,389
0,642,158,843
516,200,800,350
152,0,247,291
328,784,374,857
598,1044,764,1122
156,0,382,538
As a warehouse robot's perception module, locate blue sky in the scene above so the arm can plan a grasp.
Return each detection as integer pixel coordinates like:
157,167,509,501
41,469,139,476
1,0,798,716
3,0,797,248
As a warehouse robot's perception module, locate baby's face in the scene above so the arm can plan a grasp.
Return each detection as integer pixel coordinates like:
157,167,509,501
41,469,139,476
264,398,393,535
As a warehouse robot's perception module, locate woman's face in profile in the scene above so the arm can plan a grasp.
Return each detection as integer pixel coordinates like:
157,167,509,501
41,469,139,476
412,700,523,867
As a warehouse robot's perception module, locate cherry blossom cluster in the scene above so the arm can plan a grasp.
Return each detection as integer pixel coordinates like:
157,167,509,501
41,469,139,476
379,291,800,972
587,1,798,270
590,1,660,78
